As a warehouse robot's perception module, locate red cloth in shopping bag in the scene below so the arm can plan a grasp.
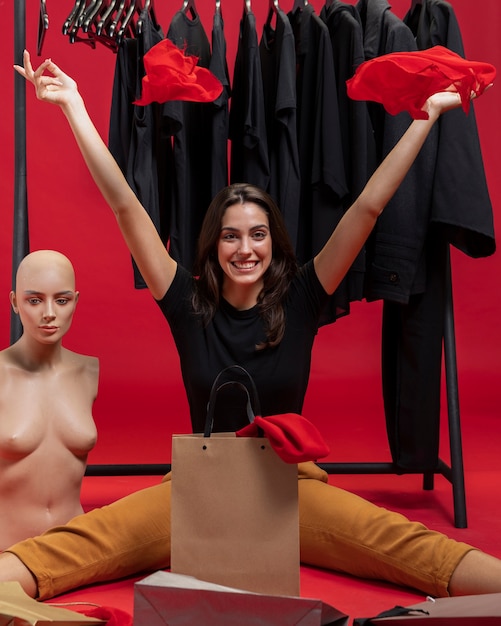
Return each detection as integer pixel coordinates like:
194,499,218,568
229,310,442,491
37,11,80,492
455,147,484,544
134,38,223,105
236,413,330,463
346,45,496,119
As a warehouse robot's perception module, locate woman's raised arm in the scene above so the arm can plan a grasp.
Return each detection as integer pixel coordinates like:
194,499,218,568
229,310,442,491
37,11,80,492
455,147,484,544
313,89,486,295
14,50,176,300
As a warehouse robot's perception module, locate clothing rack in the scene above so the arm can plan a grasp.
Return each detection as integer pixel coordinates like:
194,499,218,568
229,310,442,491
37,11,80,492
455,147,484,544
13,1,466,529
12,1,30,345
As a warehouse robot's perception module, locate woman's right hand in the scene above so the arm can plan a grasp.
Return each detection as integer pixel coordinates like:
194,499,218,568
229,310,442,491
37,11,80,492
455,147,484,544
14,50,80,108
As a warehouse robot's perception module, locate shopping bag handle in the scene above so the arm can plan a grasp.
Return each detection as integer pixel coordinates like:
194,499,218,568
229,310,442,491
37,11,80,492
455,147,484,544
204,366,262,437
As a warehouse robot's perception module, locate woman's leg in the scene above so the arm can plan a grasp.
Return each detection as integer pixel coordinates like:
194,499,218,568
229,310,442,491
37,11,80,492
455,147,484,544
297,462,474,597
2,480,172,600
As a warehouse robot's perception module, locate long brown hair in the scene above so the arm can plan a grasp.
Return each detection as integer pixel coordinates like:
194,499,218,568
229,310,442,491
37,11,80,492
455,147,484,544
192,183,298,349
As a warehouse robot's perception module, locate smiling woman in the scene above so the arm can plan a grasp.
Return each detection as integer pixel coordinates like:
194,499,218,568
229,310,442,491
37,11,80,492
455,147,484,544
0,250,99,550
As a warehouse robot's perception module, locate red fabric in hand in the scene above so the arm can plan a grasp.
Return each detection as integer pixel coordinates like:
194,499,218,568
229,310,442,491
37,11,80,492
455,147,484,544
346,45,496,119
236,414,330,464
134,39,223,106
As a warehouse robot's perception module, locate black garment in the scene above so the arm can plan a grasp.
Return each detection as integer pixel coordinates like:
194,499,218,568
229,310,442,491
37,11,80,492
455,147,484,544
209,10,231,198
366,0,494,471
320,0,375,206
156,260,328,433
356,0,441,471
382,229,448,469
289,4,348,271
405,0,495,257
320,0,377,309
357,0,437,303
259,8,301,250
229,9,270,191
108,13,168,289
163,11,214,271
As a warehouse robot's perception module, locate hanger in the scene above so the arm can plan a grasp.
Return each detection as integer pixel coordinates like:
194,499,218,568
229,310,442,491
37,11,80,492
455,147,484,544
265,0,279,26
244,0,252,13
292,0,308,12
136,0,159,35
117,0,141,44
79,0,105,32
96,0,121,35
65,0,100,48
182,0,198,20
108,0,128,37
79,0,120,51
215,0,221,15
37,0,49,56
62,0,86,35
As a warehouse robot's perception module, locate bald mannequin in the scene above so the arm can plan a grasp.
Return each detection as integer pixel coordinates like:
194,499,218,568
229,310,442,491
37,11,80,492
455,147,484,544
0,250,98,550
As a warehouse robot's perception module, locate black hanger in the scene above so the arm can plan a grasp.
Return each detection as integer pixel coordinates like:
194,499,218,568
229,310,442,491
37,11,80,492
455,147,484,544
116,0,141,44
215,0,221,16
37,0,49,56
108,0,128,37
244,0,252,13
62,0,87,36
269,0,279,11
79,0,120,51
96,0,121,35
265,0,279,26
182,0,198,20
79,0,105,32
292,0,308,12
66,0,99,48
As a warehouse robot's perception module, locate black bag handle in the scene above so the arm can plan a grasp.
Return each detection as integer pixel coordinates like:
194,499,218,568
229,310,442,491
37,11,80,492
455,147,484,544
204,365,262,437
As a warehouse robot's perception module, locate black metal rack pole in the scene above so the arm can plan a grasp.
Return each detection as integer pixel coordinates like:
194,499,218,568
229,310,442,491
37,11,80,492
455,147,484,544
12,0,30,344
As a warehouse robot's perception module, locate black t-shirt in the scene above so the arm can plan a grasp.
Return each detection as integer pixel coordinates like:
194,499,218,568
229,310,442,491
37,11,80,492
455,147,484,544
156,260,328,433
163,11,214,271
229,10,270,190
259,8,301,251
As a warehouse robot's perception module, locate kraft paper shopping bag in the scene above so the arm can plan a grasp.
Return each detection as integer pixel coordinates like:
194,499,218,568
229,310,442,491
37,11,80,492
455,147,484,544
170,366,300,597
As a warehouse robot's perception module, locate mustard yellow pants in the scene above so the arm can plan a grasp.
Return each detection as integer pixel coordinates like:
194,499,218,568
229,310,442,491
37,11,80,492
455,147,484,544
7,462,473,600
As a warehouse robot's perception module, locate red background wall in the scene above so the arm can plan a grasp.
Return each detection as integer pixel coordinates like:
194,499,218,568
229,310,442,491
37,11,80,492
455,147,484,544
1,1,499,467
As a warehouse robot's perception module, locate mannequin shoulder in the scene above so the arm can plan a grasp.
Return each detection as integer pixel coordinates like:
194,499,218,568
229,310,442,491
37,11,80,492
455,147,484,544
62,350,100,385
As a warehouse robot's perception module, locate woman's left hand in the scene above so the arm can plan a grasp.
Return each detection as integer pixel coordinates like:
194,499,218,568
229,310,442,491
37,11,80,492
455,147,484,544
14,49,80,109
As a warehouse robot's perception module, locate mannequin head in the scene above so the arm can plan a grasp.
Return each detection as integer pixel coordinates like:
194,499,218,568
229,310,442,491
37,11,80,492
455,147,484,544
10,250,79,344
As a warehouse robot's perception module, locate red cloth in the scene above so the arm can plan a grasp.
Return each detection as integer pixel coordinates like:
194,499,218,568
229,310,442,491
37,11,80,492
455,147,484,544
134,39,223,106
236,414,330,464
346,45,496,120
71,604,133,625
